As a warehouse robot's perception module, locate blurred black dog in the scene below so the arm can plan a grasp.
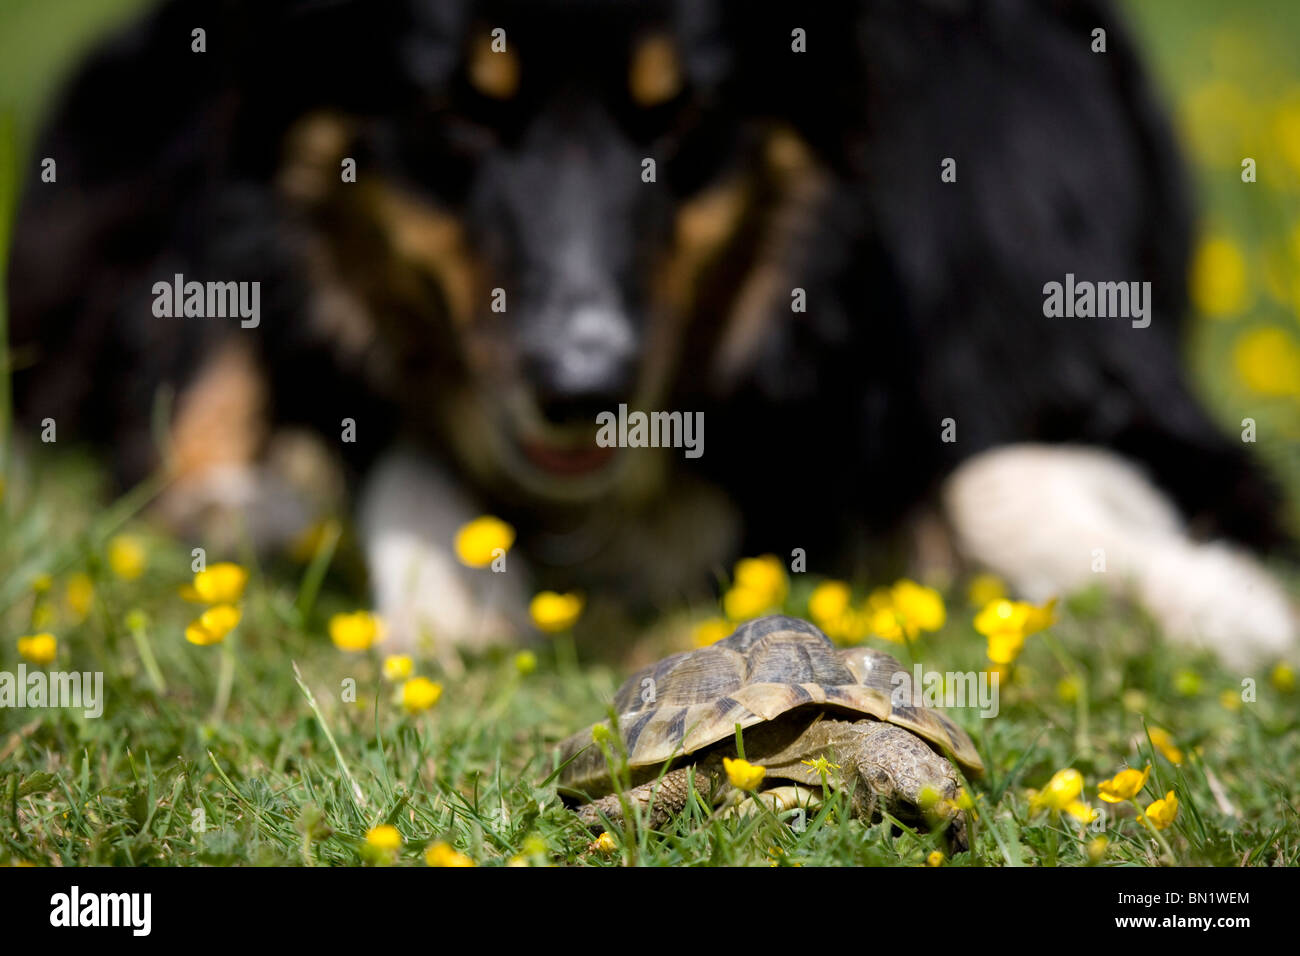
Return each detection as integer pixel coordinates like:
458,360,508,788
8,0,1296,659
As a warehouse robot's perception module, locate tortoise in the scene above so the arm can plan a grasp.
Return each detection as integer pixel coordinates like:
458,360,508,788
558,615,984,849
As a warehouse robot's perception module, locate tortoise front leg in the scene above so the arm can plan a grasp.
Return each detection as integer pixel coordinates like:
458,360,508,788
576,764,722,832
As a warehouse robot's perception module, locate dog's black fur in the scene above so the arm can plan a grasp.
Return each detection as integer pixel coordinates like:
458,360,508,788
8,0,1291,607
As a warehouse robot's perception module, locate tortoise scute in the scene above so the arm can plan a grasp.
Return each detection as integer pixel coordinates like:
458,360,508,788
559,614,984,794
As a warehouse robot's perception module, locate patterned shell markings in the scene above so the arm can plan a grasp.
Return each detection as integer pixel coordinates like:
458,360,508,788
559,615,984,791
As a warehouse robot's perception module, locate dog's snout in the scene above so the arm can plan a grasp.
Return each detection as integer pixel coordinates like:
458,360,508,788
526,304,637,425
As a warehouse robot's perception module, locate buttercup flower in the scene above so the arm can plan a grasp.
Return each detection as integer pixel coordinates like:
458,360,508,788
1190,235,1249,317
975,598,1057,664
808,581,851,627
1219,689,1242,712
185,604,242,646
1098,764,1151,803
723,555,788,621
425,842,475,867
1147,726,1184,765
1031,768,1084,813
529,591,584,632
723,757,766,791
454,515,515,568
107,535,147,581
330,611,384,651
926,851,944,867
513,650,538,675
801,756,841,778
591,832,617,855
17,633,57,666
1272,662,1296,693
1142,790,1179,830
365,825,402,852
66,573,95,620
870,580,946,641
401,677,443,713
691,617,732,648
1233,326,1300,396
188,562,249,604
382,654,413,681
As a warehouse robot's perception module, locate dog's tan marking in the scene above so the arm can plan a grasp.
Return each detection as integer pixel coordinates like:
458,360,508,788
658,178,751,310
469,31,519,99
630,33,682,107
168,341,268,480
277,111,353,204
362,182,482,328
713,128,830,386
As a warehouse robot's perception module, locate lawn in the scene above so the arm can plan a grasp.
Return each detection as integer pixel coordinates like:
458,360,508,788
1,0,1299,868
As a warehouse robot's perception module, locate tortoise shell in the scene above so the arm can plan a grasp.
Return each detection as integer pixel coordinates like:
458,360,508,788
559,615,984,791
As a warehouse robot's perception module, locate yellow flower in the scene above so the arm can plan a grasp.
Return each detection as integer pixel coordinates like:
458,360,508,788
591,724,612,746
1233,326,1300,397
1056,675,1083,703
513,650,538,675
1190,236,1249,317
454,515,515,568
691,617,733,647
1087,836,1109,863
1122,689,1148,713
808,581,851,627
365,825,402,851
926,850,944,867
733,555,788,601
1173,669,1202,697
1031,768,1084,813
867,580,946,642
723,555,788,621
17,633,57,666
975,598,1057,664
184,604,242,646
425,842,474,867
1147,727,1184,765
723,757,766,791
591,832,617,855
382,654,413,681
1142,790,1179,830
329,611,384,651
529,591,584,632
107,535,147,581
1064,801,1096,824
1218,689,1242,712
723,585,775,621
66,573,94,620
967,573,1006,607
801,755,841,777
31,573,53,593
1271,662,1296,694
1098,764,1151,803
402,677,443,713
189,562,249,604
892,580,945,632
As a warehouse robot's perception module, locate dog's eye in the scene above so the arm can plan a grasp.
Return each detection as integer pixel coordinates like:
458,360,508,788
629,34,682,108
468,30,519,100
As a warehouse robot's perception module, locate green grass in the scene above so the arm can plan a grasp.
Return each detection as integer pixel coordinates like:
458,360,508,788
1,456,1297,867
2,0,1300,867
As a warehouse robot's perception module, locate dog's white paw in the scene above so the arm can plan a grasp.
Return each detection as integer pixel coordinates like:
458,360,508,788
358,448,528,651
943,443,1297,666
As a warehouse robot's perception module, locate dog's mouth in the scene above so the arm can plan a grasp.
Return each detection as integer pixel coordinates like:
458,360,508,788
517,436,618,477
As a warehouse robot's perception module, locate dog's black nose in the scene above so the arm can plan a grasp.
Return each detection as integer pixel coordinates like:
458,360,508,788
524,303,638,425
